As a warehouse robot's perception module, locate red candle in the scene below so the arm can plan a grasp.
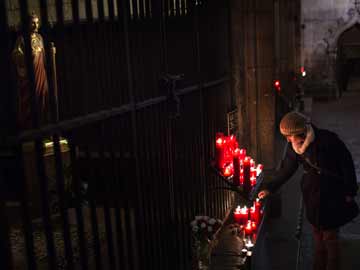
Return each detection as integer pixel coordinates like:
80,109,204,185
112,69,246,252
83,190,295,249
250,176,256,187
223,138,233,166
251,199,262,224
256,164,264,176
250,158,255,168
223,163,233,177
243,157,251,195
244,220,253,236
233,148,241,186
234,206,241,223
250,204,259,224
239,148,246,162
215,133,225,169
240,174,244,185
239,206,248,225
228,135,237,151
251,221,257,233
250,167,257,178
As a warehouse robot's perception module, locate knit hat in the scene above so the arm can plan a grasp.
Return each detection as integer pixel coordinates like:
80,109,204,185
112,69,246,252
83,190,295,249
279,111,309,136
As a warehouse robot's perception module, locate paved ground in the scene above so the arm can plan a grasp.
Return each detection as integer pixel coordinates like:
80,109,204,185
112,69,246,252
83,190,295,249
211,78,360,270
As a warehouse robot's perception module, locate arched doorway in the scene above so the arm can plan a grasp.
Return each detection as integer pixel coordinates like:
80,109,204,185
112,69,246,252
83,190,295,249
336,24,360,96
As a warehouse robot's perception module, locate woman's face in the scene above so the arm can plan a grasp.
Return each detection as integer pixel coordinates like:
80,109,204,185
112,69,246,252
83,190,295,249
286,133,306,148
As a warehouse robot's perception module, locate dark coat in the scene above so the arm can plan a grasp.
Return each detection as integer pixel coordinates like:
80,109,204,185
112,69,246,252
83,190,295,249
266,125,359,230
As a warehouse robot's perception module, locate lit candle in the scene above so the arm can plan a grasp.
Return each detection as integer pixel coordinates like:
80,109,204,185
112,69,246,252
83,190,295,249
233,148,241,186
239,148,246,162
244,220,253,236
239,206,248,225
223,138,233,167
243,156,251,195
245,238,254,250
215,133,225,169
228,135,237,152
251,221,257,233
223,163,233,177
234,206,241,223
250,167,257,178
250,159,255,168
256,164,264,176
250,176,256,187
250,205,259,224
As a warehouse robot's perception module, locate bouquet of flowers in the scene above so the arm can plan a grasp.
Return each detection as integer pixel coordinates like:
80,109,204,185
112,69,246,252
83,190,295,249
190,216,222,269
190,216,222,241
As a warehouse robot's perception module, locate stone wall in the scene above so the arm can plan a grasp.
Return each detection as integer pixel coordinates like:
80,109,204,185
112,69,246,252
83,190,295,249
301,0,360,97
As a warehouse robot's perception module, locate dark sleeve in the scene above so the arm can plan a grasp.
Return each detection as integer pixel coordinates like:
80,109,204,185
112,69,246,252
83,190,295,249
336,137,358,196
265,145,299,193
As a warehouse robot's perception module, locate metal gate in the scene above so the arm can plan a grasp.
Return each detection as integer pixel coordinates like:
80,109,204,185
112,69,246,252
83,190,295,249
0,1,234,269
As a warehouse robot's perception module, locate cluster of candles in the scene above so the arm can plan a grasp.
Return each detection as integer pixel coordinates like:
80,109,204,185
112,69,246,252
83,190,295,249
215,133,263,188
233,199,263,237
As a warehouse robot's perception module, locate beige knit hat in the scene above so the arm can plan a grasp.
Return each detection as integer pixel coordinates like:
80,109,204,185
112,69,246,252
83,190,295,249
279,111,309,136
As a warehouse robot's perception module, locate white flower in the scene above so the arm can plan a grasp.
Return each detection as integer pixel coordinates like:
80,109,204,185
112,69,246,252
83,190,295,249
192,225,199,232
190,220,197,227
208,226,213,232
200,222,207,228
195,216,203,220
209,218,216,225
203,216,210,221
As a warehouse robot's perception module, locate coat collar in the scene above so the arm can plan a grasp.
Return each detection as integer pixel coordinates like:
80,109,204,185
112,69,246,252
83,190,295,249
291,124,316,155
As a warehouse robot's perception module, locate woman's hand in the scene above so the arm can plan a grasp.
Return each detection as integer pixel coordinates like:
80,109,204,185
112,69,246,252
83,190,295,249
258,190,270,199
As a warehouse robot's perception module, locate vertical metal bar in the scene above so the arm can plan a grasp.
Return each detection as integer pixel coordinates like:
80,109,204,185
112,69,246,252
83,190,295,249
138,0,144,18
83,148,103,270
47,11,76,260
120,0,142,269
16,145,37,270
192,0,207,215
159,0,168,71
0,200,13,270
98,0,105,19
99,124,116,269
0,4,13,269
52,134,75,270
68,137,89,270
48,16,77,270
106,138,124,269
158,103,171,269
85,0,94,21
108,0,115,19
253,0,260,160
72,0,80,23
35,139,58,269
150,108,165,269
71,0,88,116
132,0,139,19
95,0,107,110
139,111,154,270
174,0,180,16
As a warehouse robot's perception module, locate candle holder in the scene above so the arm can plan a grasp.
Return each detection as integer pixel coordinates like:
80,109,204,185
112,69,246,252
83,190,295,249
210,161,265,207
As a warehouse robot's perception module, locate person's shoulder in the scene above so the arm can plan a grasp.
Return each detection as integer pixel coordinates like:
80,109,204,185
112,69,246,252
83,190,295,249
317,128,338,138
316,128,342,144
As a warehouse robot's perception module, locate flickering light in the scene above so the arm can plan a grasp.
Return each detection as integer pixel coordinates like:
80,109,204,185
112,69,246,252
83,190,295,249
223,164,233,177
245,238,254,249
256,164,263,176
300,66,306,77
274,80,281,92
